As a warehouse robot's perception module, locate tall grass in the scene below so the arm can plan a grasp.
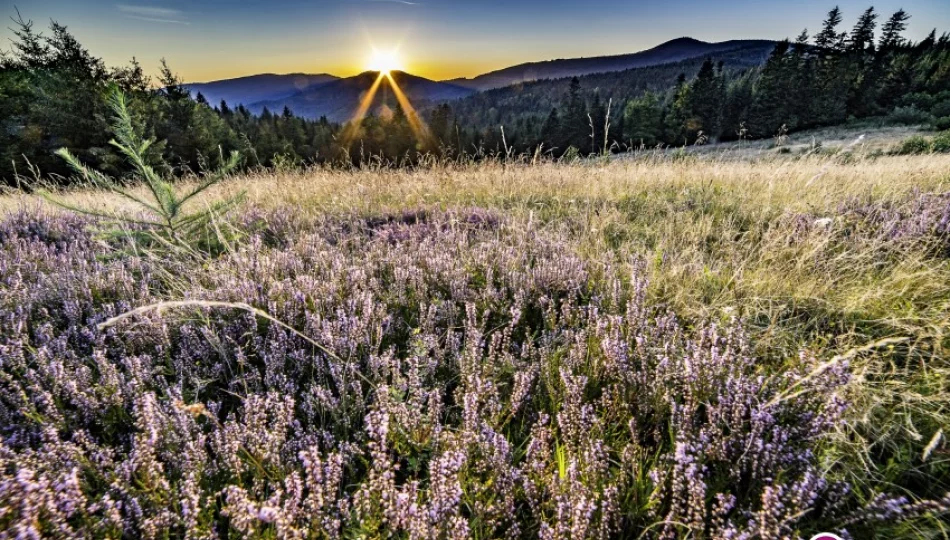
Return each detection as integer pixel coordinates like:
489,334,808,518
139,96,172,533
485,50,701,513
1,141,949,537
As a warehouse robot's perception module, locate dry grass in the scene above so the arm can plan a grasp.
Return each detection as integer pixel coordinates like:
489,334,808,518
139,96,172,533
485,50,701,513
3,127,949,536
7,152,949,215
680,123,932,159
7,144,950,331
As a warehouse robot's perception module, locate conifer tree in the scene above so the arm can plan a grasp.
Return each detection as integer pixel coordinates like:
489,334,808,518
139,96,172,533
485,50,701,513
811,9,851,125
721,72,755,141
665,82,691,145
917,29,937,52
687,58,726,140
623,93,663,147
792,29,820,128
540,107,561,149
428,103,453,151
562,77,588,151
879,9,910,50
814,6,846,50
849,7,878,53
748,40,794,137
111,57,150,93
847,8,881,116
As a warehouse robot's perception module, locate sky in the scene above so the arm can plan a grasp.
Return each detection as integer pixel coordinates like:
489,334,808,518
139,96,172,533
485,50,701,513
2,0,949,82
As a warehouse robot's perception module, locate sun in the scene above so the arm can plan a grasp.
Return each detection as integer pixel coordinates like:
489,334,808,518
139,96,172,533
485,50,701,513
368,48,402,74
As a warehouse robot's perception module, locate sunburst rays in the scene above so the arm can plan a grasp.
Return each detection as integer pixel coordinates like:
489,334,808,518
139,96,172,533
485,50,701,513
340,69,429,149
341,71,386,147
385,72,428,141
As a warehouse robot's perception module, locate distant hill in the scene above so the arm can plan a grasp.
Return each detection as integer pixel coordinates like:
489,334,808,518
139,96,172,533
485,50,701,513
446,37,775,91
447,42,776,132
188,37,775,122
249,71,475,122
184,73,339,107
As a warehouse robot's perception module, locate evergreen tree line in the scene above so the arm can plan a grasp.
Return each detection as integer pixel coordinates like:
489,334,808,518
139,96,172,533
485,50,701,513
658,6,950,144
1,6,949,186
0,13,347,185
443,45,774,143
448,6,950,156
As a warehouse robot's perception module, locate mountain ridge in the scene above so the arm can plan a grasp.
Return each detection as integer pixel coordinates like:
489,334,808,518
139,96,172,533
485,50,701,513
445,42,777,133
183,37,777,119
444,38,775,90
248,70,475,122
184,73,340,107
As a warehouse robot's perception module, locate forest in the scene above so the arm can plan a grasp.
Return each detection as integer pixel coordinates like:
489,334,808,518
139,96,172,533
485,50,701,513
1,6,949,184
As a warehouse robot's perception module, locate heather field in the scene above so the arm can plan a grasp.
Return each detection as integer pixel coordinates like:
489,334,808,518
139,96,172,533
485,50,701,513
2,148,950,538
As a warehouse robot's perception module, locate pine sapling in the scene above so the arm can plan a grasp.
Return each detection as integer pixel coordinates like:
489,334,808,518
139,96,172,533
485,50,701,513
43,85,245,257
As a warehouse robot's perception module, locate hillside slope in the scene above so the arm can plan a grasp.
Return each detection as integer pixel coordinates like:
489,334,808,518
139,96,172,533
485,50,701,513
447,42,775,131
250,71,475,121
184,73,339,107
446,37,774,90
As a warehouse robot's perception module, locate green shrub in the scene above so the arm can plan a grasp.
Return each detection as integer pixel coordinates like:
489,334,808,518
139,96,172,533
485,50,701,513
899,92,935,111
886,106,934,126
930,99,950,118
560,146,581,163
932,130,950,153
895,135,933,155
933,116,950,132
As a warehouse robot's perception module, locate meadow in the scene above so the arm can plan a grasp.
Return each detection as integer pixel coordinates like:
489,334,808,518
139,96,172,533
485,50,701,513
1,136,950,538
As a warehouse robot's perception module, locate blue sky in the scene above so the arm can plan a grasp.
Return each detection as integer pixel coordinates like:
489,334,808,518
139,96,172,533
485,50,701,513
3,0,949,81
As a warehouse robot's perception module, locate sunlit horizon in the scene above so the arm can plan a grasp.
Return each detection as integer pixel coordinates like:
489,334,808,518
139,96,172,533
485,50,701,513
4,0,948,83
366,48,404,75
